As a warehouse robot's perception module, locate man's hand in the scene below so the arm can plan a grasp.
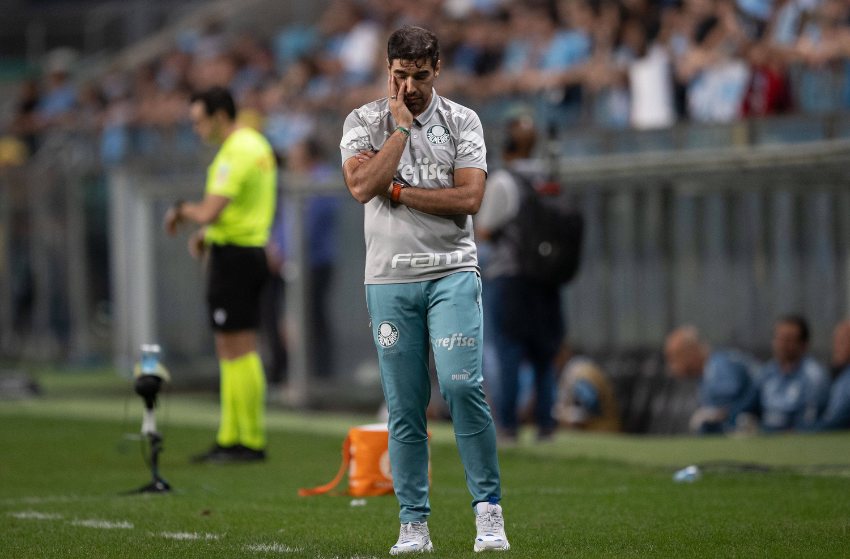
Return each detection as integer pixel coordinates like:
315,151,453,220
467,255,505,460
354,149,376,165
164,202,184,236
388,74,413,129
188,229,207,260
164,195,230,234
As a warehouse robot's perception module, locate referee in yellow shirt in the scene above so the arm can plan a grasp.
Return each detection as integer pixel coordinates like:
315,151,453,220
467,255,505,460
164,87,276,462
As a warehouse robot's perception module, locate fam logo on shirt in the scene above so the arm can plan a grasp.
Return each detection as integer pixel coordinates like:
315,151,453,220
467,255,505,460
426,124,450,145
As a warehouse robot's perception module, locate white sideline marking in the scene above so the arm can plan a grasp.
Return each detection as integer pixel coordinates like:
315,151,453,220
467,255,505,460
159,532,221,541
8,511,63,520
71,519,134,529
509,485,631,496
1,495,99,505
244,543,303,553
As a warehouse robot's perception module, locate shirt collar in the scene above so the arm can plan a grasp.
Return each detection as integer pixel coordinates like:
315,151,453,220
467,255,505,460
413,89,439,128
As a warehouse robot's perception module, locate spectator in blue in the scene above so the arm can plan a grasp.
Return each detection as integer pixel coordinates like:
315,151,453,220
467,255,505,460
262,159,288,390
808,320,850,431
36,49,78,129
285,137,340,378
757,315,830,431
664,325,761,434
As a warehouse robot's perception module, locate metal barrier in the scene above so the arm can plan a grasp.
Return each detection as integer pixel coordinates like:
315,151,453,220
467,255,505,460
0,130,107,362
563,140,850,357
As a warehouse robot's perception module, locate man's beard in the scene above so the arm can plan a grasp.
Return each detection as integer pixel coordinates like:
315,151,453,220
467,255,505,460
405,95,425,114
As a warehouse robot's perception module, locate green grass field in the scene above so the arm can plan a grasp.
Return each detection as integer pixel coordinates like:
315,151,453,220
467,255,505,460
1,370,849,558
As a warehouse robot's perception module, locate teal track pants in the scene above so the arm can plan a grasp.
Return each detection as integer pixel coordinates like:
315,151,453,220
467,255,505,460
366,271,501,522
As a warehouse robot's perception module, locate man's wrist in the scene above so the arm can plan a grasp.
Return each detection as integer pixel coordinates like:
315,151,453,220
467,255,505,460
390,182,404,203
395,125,412,138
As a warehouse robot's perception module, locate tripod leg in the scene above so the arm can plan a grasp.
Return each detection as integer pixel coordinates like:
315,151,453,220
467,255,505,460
135,432,171,493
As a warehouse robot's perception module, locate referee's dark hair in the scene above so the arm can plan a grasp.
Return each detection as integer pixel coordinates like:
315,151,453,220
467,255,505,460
190,87,237,120
387,25,439,69
777,314,811,345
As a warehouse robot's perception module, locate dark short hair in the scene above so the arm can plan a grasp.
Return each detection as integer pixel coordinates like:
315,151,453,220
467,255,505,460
190,86,236,120
503,114,537,156
387,25,439,69
777,314,810,344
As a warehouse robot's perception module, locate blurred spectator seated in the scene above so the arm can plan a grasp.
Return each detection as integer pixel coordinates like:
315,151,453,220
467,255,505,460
756,315,830,431
808,320,850,431
664,325,761,434
554,352,620,432
594,349,692,434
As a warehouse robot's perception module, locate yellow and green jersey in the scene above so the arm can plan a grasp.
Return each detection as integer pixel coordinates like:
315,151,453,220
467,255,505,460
204,127,276,247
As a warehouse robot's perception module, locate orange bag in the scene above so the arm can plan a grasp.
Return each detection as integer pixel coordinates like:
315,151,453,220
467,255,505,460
298,423,394,497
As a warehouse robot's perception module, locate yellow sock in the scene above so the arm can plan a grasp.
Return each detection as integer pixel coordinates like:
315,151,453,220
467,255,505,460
216,358,238,447
218,352,267,450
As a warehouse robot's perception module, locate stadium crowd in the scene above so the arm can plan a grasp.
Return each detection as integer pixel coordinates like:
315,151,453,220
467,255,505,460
6,0,850,165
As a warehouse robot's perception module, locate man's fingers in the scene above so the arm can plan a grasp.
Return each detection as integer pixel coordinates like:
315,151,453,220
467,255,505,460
354,149,376,164
164,210,177,236
388,73,396,100
188,233,206,260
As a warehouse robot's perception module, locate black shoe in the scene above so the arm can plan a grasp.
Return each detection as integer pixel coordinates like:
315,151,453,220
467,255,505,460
537,426,557,442
191,444,241,463
233,445,266,462
191,443,266,464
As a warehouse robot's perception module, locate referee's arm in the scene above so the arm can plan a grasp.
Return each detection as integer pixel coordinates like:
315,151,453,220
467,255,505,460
164,194,230,235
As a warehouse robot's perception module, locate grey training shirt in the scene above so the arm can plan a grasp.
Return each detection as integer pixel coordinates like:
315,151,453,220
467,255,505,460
340,90,487,284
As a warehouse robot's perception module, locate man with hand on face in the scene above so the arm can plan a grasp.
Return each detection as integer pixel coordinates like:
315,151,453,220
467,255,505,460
340,25,508,555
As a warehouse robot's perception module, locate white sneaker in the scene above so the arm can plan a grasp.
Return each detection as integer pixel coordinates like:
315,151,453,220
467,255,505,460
390,521,433,555
474,502,510,552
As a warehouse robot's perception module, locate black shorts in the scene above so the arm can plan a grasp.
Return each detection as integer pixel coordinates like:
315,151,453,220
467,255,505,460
206,244,269,332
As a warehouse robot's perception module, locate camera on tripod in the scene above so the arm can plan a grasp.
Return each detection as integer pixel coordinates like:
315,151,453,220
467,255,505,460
131,343,171,494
